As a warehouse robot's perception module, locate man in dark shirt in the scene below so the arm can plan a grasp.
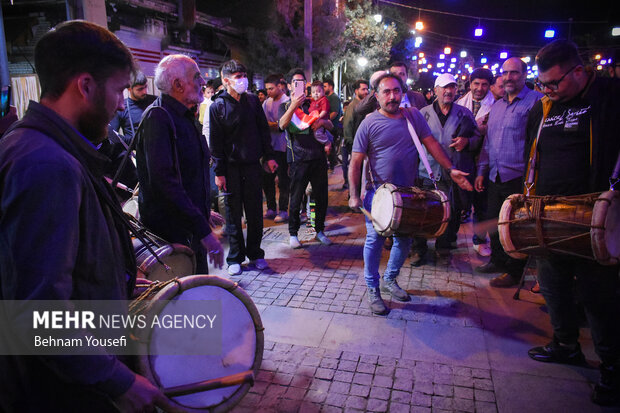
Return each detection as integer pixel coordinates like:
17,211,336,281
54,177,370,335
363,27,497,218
279,68,334,249
209,60,277,276
323,78,342,171
0,20,170,412
108,71,157,144
136,54,223,274
341,79,369,191
524,40,620,407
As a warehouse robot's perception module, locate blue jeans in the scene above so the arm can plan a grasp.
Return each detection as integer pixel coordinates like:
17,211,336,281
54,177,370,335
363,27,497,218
363,189,412,289
537,256,620,364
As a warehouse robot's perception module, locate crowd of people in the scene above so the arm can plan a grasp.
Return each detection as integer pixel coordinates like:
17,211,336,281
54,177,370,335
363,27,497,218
0,20,618,411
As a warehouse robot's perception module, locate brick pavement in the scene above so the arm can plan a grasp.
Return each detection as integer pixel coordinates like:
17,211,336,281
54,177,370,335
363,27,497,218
204,167,611,413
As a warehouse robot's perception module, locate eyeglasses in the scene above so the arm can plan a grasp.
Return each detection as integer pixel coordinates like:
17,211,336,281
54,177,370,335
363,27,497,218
535,64,579,91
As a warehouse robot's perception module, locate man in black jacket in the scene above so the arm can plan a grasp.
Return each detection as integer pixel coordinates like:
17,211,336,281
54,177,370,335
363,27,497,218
524,39,620,407
0,20,170,412
209,60,277,276
136,54,223,274
279,68,334,249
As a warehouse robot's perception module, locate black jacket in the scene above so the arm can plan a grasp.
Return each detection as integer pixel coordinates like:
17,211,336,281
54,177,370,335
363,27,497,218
209,90,274,177
0,101,137,412
136,94,212,244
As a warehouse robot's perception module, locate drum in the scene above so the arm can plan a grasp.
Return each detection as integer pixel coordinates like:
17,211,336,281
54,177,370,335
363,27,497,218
371,183,450,238
122,195,140,220
131,275,264,412
498,191,620,265
133,237,196,281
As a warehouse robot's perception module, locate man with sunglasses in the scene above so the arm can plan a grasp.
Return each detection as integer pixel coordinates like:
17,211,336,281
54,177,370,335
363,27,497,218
524,39,620,407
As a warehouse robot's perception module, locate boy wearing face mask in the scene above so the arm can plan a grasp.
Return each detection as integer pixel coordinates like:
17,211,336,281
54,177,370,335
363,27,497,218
209,59,278,276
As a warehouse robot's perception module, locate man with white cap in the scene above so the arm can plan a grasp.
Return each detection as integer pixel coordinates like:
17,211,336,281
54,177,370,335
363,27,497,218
411,73,482,265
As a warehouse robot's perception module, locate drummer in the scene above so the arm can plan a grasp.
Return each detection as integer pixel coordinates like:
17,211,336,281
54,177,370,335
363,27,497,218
0,21,171,411
348,73,472,315
525,39,620,406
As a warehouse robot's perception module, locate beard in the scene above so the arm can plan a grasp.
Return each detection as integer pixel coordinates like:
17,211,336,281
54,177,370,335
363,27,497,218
77,87,112,144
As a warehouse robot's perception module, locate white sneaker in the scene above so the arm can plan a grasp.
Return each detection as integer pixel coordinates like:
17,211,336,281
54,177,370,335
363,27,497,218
227,263,242,275
263,209,276,219
274,211,288,223
289,236,302,249
315,231,333,246
251,258,268,270
474,243,492,257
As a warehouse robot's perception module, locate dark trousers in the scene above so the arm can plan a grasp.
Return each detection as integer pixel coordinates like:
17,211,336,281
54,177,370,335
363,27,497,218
289,158,328,235
411,177,460,253
341,142,352,186
487,176,526,278
472,177,489,244
224,162,264,265
261,151,289,213
537,256,620,365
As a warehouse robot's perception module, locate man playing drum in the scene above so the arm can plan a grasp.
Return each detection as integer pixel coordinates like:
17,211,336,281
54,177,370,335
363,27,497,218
348,73,472,315
0,21,174,412
525,39,620,406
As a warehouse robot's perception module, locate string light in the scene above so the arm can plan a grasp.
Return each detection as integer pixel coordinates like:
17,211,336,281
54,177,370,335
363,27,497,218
444,47,451,54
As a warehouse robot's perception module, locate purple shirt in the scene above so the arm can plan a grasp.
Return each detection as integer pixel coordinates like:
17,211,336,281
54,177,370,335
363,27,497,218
478,86,543,182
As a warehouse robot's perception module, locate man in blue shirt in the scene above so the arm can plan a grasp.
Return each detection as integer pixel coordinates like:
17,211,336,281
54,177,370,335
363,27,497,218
348,73,472,315
475,57,543,287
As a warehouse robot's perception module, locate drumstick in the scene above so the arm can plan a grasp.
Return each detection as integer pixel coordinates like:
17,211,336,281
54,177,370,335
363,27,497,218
359,207,383,226
163,370,255,397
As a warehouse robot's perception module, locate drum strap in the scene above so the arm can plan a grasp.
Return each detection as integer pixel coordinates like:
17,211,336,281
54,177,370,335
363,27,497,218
611,150,620,190
402,108,438,189
525,96,553,196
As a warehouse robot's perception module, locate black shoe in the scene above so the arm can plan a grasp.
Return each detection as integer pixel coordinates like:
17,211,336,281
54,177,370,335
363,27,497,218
528,341,586,365
476,261,505,274
592,363,619,406
410,251,426,267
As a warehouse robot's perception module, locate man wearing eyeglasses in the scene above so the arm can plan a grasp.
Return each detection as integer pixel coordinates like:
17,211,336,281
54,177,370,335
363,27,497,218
524,39,620,407
475,57,543,287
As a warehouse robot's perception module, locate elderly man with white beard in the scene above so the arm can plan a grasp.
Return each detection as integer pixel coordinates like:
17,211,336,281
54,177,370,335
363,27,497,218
136,54,223,274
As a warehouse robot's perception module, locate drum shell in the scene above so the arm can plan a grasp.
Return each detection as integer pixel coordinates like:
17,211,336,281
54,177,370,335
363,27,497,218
498,192,620,265
132,237,196,281
371,183,450,238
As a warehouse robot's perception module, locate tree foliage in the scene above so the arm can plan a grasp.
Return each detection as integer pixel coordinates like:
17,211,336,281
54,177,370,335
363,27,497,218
243,0,396,84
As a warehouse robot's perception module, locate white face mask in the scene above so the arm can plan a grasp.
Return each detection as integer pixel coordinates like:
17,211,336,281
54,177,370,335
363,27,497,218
231,77,248,94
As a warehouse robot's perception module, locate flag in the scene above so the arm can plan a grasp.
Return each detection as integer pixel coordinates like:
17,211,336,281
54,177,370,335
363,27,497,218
288,108,319,134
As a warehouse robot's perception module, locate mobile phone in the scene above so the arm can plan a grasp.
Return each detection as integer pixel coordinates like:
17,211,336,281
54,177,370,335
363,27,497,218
293,79,305,98
0,86,10,118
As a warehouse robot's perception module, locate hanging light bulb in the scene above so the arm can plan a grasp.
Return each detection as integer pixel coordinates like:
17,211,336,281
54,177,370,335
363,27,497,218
415,21,424,30
444,47,451,55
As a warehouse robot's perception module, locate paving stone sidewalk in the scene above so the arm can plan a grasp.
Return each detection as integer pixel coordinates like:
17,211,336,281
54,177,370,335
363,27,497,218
205,167,618,413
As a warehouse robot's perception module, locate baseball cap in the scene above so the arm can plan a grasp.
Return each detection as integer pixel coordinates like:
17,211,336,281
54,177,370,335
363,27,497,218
434,73,457,88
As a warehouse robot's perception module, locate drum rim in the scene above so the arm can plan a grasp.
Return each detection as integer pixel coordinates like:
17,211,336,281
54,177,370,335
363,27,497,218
591,191,619,265
498,194,528,260
133,274,264,412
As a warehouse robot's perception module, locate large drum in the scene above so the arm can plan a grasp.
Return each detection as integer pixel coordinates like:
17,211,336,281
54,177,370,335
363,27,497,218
133,237,196,281
371,183,450,238
131,275,264,412
498,191,620,265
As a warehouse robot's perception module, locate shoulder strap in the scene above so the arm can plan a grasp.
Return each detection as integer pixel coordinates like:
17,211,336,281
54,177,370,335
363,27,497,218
403,108,437,187
524,96,553,195
111,105,177,188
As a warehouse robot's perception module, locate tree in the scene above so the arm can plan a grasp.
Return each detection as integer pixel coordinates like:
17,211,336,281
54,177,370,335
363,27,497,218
244,0,347,79
339,0,397,85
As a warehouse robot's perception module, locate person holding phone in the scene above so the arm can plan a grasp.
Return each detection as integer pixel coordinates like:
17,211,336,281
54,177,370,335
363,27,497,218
279,68,334,249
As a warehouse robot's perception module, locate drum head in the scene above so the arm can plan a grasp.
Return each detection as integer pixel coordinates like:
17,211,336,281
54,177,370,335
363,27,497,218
136,275,264,412
592,191,620,265
371,183,401,237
